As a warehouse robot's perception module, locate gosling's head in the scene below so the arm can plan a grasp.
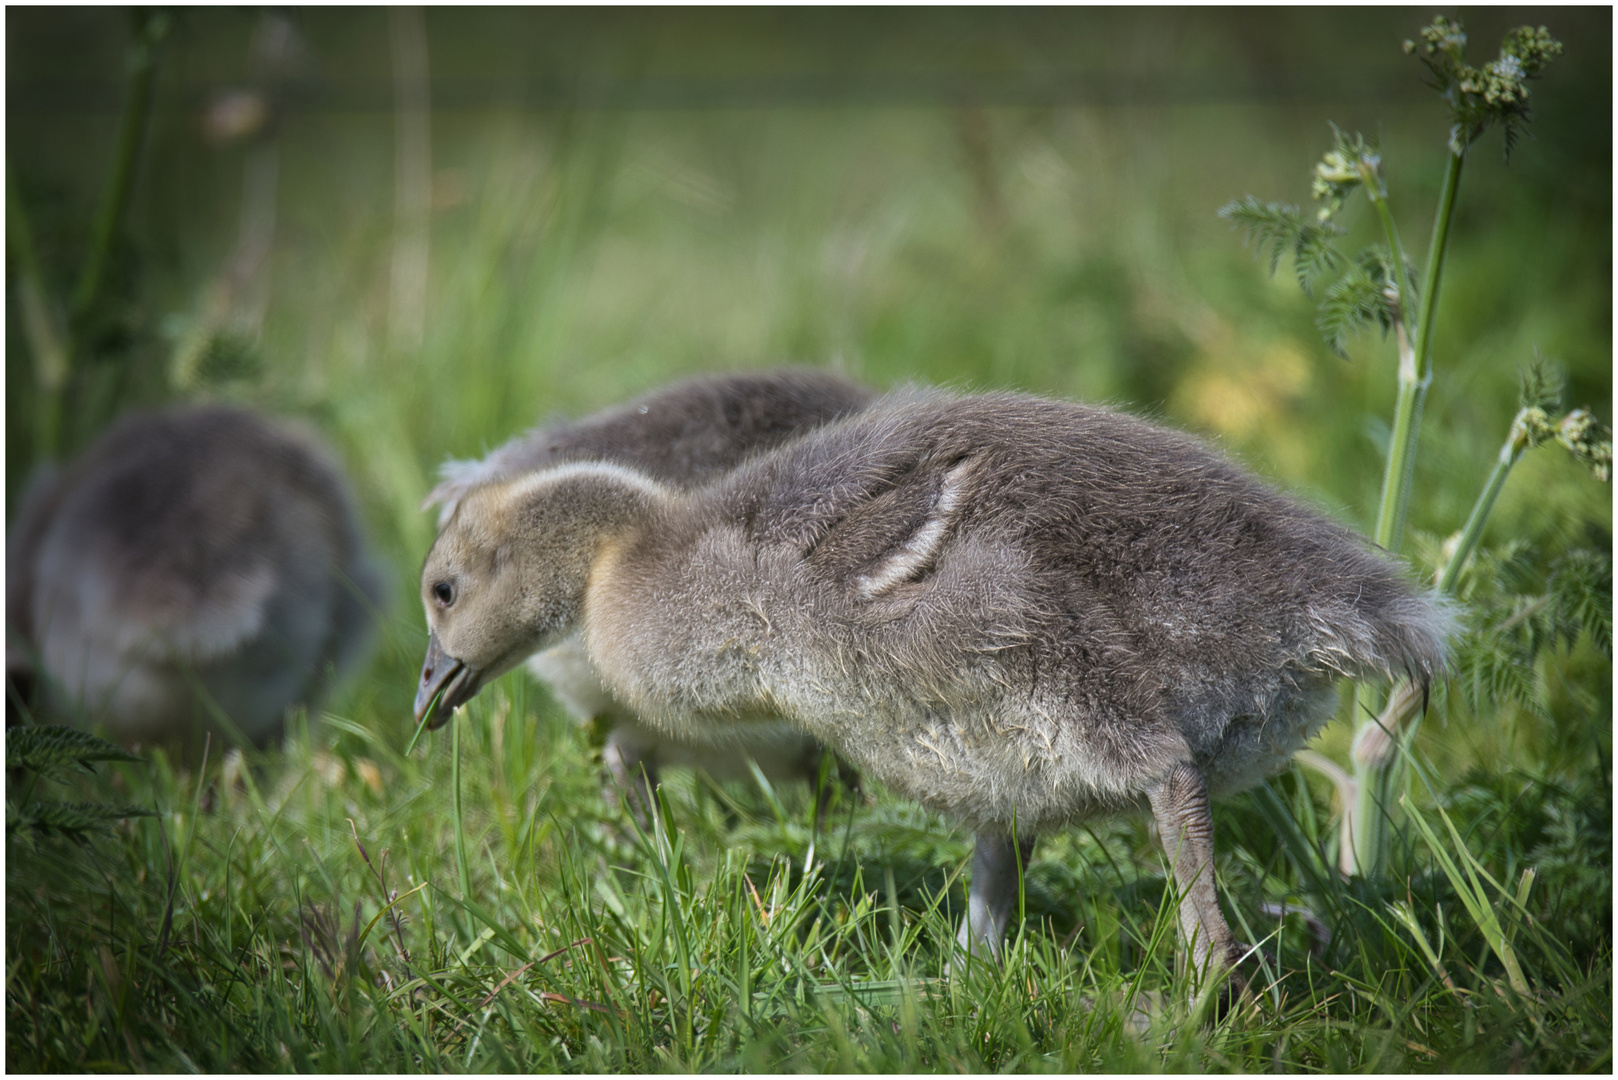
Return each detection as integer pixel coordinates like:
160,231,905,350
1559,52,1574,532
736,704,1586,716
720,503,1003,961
414,463,666,729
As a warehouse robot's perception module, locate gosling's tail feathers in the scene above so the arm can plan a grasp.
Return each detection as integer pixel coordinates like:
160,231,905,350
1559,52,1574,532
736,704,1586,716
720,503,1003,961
1376,588,1454,685
1320,582,1453,692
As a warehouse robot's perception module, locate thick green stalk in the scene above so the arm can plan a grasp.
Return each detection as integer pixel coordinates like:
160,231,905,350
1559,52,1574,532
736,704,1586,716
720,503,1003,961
7,170,69,458
1372,150,1465,553
1347,170,1418,878
70,10,167,328
1412,152,1464,382
1437,418,1525,595
1374,384,1426,551
1346,150,1466,880
1360,162,1418,552
1345,409,1524,878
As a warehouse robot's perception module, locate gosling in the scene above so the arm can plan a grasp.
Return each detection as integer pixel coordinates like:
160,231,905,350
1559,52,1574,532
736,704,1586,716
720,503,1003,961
421,369,873,818
414,389,1447,975
8,405,387,753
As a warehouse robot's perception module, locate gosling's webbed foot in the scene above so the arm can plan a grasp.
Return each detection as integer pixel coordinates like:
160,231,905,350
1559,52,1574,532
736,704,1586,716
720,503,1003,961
1200,939,1279,1018
1195,937,1272,978
1224,938,1277,971
601,726,661,833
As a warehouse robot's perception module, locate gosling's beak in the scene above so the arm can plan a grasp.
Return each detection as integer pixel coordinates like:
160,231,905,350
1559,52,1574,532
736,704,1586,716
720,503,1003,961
414,632,480,730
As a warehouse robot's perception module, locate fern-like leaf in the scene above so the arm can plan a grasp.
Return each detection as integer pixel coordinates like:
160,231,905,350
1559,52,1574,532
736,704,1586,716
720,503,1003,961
1457,623,1547,719
1219,196,1304,278
6,725,143,778
1518,356,1565,415
1293,220,1346,297
1447,542,1610,723
1549,549,1612,655
1315,261,1386,358
7,799,155,843
1499,119,1523,162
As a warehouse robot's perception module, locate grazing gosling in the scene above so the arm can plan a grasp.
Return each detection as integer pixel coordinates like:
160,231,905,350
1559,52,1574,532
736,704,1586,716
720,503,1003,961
422,369,873,817
415,390,1447,976
8,406,387,753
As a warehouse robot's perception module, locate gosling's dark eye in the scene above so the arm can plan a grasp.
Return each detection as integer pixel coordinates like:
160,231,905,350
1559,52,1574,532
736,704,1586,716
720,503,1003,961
433,581,455,607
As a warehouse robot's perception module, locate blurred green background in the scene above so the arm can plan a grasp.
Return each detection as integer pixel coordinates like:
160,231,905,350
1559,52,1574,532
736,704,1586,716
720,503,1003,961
7,6,1610,760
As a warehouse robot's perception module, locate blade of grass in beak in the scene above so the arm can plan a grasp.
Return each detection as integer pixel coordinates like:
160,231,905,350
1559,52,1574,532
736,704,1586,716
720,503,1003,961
404,693,442,756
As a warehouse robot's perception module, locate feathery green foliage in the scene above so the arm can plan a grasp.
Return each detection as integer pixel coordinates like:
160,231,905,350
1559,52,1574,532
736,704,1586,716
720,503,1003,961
6,723,143,776
6,726,154,848
1220,131,1421,361
1314,249,1396,360
1216,197,1346,298
1447,542,1611,722
8,798,157,843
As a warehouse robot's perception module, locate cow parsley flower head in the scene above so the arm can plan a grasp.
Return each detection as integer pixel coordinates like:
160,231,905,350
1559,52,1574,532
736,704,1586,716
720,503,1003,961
1406,17,1562,157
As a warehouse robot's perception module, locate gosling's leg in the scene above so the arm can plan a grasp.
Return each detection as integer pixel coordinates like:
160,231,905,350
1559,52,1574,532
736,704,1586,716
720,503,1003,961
602,725,660,830
1145,761,1242,976
955,831,1037,962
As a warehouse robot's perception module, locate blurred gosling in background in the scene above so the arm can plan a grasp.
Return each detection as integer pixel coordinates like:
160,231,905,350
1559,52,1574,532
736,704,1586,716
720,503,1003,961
423,369,874,819
7,405,387,753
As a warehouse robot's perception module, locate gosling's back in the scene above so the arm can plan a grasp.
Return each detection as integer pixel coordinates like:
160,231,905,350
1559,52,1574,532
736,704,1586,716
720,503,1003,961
587,391,1447,829
9,406,387,749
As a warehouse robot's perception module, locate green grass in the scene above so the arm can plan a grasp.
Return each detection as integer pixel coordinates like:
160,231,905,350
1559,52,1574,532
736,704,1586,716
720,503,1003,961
7,690,1611,1071
6,8,1611,1071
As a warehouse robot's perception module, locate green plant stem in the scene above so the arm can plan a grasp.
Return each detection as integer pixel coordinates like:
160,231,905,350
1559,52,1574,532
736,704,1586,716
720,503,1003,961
1371,151,1465,554
7,169,69,458
1346,407,1527,877
1347,714,1397,877
1437,415,1526,595
1361,168,1417,552
1345,150,1468,881
1412,151,1464,382
70,10,167,329
1348,170,1418,880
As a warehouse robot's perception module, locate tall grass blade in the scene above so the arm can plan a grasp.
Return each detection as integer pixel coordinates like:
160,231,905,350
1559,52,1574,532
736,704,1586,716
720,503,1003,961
1387,900,1456,990
452,715,472,900
1399,794,1530,997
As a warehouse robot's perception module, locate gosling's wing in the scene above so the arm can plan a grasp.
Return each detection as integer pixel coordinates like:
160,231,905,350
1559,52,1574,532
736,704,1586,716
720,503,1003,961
741,393,942,552
735,392,990,601
802,454,978,601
